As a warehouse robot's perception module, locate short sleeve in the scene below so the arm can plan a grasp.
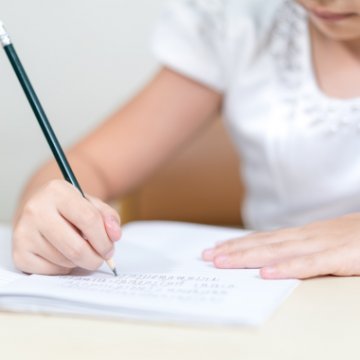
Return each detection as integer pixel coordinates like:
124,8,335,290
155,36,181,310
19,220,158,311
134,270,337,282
150,0,227,93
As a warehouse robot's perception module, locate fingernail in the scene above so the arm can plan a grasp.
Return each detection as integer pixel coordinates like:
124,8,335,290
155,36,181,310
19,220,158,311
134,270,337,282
262,267,276,278
216,241,226,246
215,255,228,263
105,215,122,242
105,247,115,260
203,248,215,258
110,216,121,230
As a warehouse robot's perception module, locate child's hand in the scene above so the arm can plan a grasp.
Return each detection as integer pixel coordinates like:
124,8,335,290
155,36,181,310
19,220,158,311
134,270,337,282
12,180,122,275
202,214,360,279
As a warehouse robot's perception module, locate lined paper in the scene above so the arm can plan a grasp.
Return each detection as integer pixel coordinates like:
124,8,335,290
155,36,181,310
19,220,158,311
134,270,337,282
0,222,299,326
0,269,24,287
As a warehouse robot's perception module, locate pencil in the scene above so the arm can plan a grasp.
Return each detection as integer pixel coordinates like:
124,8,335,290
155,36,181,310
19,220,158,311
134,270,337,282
0,21,117,277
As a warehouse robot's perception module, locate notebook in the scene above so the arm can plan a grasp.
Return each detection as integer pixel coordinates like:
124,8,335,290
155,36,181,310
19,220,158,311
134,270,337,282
0,221,299,327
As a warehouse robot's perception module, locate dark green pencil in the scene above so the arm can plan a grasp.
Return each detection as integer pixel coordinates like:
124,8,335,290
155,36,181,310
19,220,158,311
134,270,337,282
0,21,117,276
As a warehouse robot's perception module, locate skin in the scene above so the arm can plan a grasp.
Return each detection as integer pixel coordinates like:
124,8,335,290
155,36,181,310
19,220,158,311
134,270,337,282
203,0,360,279
12,0,360,279
13,69,222,275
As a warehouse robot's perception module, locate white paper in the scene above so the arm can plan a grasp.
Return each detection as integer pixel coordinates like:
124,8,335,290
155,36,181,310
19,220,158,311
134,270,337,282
0,221,299,327
0,269,24,287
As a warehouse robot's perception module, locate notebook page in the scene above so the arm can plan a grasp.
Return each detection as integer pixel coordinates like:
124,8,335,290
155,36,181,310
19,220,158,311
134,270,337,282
0,269,24,287
0,271,298,326
74,221,255,276
0,222,299,326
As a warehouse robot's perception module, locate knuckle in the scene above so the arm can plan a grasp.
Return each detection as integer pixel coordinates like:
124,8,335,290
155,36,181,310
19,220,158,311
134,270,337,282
43,179,65,197
303,254,317,268
223,240,236,252
22,199,39,217
81,208,102,226
65,242,86,262
234,251,244,263
266,242,283,255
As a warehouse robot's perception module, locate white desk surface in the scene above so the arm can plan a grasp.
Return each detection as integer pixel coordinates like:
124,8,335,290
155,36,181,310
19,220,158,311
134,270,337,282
1,276,360,360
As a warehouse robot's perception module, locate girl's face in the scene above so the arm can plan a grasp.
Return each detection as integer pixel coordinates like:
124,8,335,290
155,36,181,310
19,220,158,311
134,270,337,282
295,0,360,40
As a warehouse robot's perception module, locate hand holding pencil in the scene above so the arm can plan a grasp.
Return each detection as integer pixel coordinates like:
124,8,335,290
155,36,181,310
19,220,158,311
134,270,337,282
1,22,120,276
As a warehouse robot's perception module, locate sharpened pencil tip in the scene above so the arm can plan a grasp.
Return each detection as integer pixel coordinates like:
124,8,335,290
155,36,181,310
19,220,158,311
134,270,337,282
113,268,118,277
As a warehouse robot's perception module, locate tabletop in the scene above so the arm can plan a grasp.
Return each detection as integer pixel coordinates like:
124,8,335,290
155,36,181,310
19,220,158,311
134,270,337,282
1,275,359,360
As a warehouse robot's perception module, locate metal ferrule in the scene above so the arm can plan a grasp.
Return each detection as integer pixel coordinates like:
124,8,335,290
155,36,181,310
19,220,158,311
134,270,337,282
0,22,11,47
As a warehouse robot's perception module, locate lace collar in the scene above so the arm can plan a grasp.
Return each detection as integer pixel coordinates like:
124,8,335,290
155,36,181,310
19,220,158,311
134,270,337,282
271,0,360,135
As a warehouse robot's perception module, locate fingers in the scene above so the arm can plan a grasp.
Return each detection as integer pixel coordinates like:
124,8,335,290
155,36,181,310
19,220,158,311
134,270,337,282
200,215,360,279
212,239,326,269
13,211,102,274
13,249,73,276
39,210,104,270
260,246,348,280
203,228,302,262
45,182,115,260
32,233,77,269
13,179,121,275
14,218,76,270
86,195,122,243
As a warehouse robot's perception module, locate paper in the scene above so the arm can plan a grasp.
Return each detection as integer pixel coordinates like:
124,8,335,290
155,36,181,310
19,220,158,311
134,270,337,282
0,221,299,327
0,269,24,287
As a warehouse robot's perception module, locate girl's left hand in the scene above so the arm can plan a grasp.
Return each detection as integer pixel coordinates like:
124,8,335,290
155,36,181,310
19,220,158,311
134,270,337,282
202,213,360,279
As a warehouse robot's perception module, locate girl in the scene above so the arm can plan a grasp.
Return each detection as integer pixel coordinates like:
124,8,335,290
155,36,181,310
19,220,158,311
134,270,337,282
12,0,360,280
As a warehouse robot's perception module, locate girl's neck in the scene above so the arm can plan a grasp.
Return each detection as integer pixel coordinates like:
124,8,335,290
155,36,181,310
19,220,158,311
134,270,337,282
311,21,360,99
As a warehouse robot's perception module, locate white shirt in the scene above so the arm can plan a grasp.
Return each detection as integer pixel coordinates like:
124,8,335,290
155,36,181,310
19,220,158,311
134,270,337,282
151,0,360,230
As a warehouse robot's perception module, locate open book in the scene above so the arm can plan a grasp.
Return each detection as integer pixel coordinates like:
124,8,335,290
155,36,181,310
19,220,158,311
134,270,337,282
0,221,299,327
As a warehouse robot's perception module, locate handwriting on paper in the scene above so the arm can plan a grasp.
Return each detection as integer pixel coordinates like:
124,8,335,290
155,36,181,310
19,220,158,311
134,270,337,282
0,269,24,287
59,274,236,303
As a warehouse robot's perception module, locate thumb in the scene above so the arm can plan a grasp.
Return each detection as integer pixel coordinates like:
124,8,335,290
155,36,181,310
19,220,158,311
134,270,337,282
86,195,122,243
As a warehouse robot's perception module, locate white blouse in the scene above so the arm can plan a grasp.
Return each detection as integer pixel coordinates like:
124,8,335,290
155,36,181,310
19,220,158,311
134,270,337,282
151,0,360,231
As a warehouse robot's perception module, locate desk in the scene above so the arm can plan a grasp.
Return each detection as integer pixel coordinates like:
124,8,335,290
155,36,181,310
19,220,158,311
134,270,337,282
0,276,359,360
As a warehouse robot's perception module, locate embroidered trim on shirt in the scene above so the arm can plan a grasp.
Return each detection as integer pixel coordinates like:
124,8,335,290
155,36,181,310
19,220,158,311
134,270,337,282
270,0,360,135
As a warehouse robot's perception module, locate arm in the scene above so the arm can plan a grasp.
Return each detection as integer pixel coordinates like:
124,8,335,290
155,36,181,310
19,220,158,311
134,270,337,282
13,67,222,275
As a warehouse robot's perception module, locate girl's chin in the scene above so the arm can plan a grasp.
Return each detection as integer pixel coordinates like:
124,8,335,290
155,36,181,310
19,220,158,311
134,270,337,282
310,16,360,41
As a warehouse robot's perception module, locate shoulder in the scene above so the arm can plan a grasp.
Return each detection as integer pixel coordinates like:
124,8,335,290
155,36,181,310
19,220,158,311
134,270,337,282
229,0,285,22
151,0,291,91
162,0,286,33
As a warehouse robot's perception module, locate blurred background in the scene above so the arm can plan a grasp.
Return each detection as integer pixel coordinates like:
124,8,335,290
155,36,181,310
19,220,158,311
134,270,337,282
0,0,167,222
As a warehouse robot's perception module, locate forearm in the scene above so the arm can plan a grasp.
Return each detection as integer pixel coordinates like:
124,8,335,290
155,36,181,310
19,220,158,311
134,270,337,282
73,68,223,199
11,67,222,276
13,68,222,225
